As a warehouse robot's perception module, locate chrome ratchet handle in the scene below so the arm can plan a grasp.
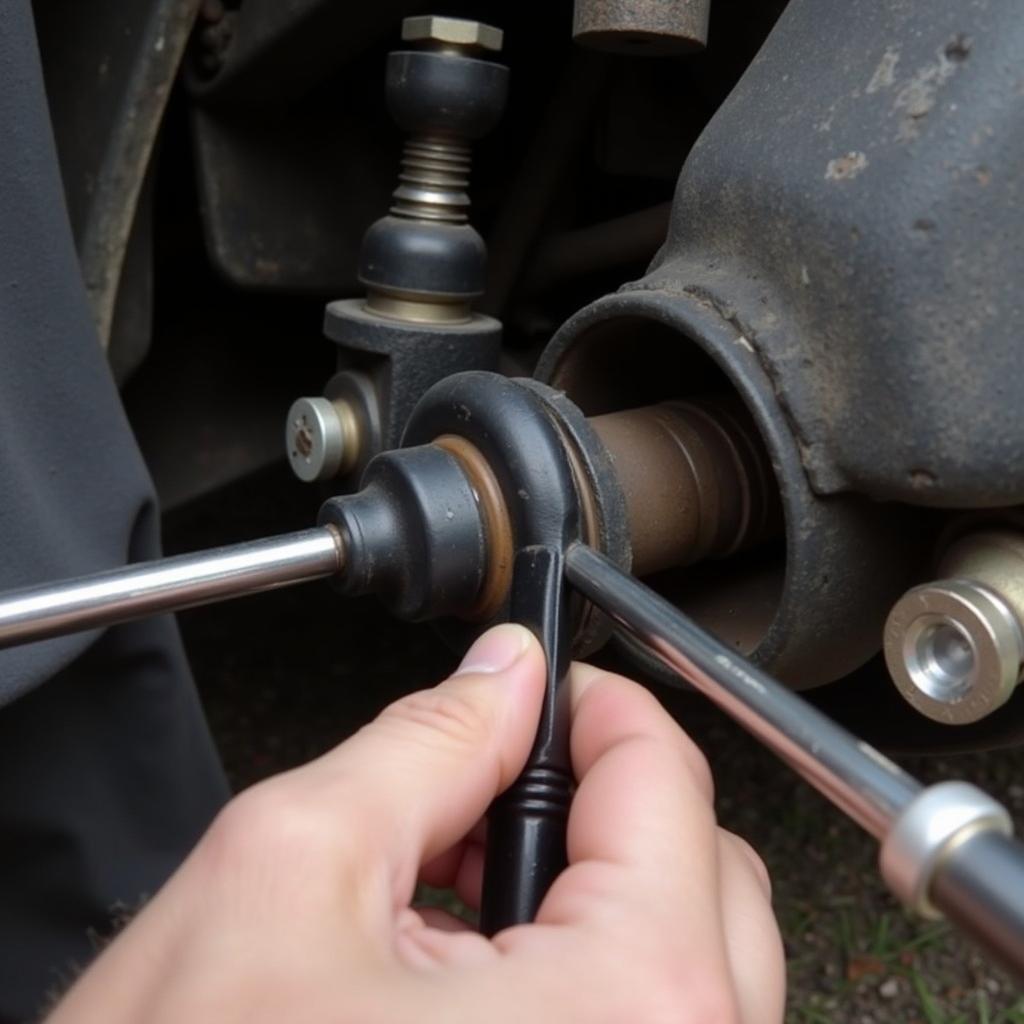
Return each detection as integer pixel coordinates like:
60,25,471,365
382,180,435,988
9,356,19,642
565,543,1024,978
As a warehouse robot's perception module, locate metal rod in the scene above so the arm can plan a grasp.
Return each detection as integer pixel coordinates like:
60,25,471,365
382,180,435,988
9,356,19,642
564,543,921,838
0,528,344,649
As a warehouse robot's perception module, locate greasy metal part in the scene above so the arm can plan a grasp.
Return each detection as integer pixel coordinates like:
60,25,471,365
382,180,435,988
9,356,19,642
884,531,1024,724
539,290,917,687
516,380,632,657
364,290,472,326
323,369,382,486
565,544,1024,976
433,435,514,622
402,373,582,934
304,20,507,474
572,0,710,54
389,136,474,225
285,396,361,483
318,445,487,621
590,397,780,577
388,17,503,223
401,16,503,53
322,300,501,458
35,0,200,354
359,27,508,317
0,529,343,650
937,531,1024,636
880,782,1013,918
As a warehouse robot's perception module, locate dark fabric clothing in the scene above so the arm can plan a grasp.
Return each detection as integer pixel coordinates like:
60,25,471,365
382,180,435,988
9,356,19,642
0,4,229,1019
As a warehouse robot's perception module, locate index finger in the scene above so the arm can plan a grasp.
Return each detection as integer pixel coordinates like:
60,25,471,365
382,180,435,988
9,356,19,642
535,666,729,950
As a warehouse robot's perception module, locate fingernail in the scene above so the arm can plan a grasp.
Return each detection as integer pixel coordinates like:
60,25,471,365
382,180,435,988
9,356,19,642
454,624,531,676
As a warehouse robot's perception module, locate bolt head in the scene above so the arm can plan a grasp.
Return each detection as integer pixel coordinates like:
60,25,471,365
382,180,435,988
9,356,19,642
286,397,346,483
401,15,503,53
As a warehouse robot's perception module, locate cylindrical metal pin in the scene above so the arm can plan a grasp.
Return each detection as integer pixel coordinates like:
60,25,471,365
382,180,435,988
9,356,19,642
0,528,343,649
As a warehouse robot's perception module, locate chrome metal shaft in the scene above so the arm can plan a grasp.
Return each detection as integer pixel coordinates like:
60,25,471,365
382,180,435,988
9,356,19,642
566,544,1024,977
0,528,343,649
565,543,920,837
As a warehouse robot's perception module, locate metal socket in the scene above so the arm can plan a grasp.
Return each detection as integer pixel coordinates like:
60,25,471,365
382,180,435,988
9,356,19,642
884,531,1024,724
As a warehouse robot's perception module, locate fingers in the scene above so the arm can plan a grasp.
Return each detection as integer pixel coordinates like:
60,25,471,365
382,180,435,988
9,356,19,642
419,837,486,911
717,832,786,1024
305,623,546,904
547,663,720,914
531,664,737,988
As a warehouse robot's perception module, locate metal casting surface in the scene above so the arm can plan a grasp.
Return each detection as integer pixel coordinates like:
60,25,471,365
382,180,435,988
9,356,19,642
540,289,918,687
0,529,343,650
572,0,710,54
632,0,1024,507
323,301,501,460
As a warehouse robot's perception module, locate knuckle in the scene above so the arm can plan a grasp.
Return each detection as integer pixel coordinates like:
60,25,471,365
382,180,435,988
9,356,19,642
603,958,739,1024
639,972,741,1024
376,687,493,754
721,828,773,896
200,780,334,874
675,733,715,803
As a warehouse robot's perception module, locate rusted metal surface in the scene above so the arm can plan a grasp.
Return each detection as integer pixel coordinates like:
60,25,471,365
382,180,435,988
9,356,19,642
573,0,710,54
539,289,921,688
35,0,201,355
590,397,780,577
636,0,1024,508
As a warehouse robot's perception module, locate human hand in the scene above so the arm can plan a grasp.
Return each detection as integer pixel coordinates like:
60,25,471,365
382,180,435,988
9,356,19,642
50,624,784,1023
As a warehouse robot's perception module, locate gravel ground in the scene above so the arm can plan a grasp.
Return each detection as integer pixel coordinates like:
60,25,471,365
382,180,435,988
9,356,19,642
170,466,1024,1022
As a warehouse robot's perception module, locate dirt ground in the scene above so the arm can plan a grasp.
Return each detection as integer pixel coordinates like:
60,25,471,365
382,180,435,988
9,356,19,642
171,466,1024,1023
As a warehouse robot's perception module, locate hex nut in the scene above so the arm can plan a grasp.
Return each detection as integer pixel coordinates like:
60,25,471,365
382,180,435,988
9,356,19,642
401,15,503,53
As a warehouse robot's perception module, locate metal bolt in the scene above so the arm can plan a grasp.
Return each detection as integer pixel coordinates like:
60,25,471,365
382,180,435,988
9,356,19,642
285,397,358,483
401,15,503,53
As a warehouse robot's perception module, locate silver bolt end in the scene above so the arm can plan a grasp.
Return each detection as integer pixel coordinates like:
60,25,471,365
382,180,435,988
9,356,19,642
401,15,503,53
884,579,1024,725
286,397,351,483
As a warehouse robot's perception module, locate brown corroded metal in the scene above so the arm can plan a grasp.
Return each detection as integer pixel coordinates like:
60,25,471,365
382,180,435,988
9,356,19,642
436,394,780,618
590,397,780,577
572,0,710,54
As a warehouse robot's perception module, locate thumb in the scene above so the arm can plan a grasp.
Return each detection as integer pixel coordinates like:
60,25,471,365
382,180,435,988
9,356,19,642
323,623,545,900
